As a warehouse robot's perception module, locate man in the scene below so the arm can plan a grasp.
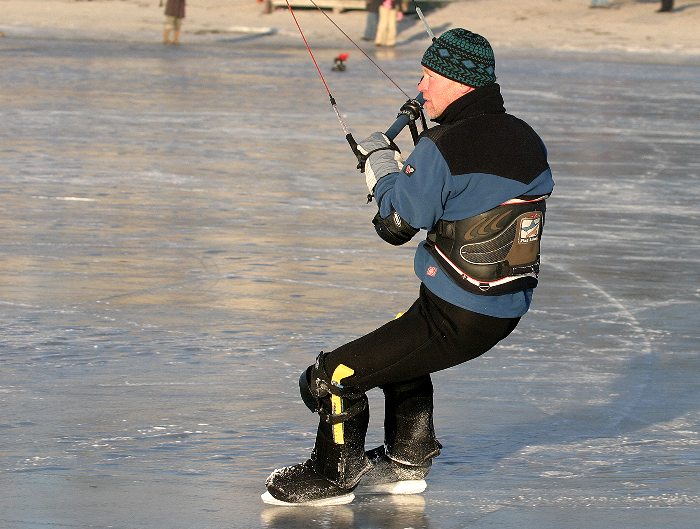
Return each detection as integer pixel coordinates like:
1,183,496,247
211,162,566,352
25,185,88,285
262,28,554,506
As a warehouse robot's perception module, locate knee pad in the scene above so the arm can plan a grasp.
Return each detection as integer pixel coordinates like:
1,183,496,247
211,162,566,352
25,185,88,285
298,352,368,427
299,364,324,413
298,352,334,413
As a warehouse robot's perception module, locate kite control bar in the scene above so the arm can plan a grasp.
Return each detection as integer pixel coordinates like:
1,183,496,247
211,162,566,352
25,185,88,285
347,92,427,169
386,93,426,140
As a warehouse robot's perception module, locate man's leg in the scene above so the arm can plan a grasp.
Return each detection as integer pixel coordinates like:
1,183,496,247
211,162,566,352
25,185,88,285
163,16,174,44
360,375,442,494
362,11,379,41
322,285,519,494
375,6,389,45
172,18,182,44
385,8,398,47
264,284,519,503
323,285,519,391
262,353,372,505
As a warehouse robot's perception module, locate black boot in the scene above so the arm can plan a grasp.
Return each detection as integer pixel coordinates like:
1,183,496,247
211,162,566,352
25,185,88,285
359,375,441,494
263,359,371,505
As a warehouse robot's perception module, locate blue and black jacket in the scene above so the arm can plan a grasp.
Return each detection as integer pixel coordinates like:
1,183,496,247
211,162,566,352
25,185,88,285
372,83,555,318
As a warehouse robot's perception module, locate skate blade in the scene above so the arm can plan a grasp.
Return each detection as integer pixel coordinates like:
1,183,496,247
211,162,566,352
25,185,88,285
261,491,355,506
357,479,427,495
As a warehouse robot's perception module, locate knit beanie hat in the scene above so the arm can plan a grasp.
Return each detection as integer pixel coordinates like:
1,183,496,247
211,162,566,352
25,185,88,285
421,28,496,87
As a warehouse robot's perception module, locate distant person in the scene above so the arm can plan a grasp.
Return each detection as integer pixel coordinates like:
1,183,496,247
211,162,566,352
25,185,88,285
589,0,610,8
375,0,399,47
260,0,273,15
362,0,382,42
657,0,674,12
162,0,186,45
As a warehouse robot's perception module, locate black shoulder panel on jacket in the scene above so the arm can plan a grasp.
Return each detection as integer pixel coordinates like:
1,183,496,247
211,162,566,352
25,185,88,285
425,114,549,184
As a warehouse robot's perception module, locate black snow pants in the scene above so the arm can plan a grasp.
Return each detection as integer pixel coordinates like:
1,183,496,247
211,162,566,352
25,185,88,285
322,283,520,393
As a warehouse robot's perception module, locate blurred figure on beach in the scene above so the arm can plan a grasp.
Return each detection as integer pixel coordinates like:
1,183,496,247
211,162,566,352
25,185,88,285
589,0,610,8
375,0,399,47
657,0,674,12
362,0,382,41
259,0,274,15
162,0,186,44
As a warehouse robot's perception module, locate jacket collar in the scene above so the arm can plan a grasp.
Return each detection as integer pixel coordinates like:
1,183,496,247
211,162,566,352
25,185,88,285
433,83,506,125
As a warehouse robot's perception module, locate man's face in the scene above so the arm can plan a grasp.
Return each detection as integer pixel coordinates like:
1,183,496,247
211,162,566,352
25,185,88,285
417,67,474,119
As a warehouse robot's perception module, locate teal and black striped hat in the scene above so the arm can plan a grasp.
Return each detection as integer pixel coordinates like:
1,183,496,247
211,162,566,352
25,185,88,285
421,28,496,87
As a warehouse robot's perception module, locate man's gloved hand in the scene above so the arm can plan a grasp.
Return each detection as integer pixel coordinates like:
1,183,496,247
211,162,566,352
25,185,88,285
357,132,404,194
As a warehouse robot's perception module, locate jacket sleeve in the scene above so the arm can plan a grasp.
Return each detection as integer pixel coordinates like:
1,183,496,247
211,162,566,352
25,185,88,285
372,136,453,232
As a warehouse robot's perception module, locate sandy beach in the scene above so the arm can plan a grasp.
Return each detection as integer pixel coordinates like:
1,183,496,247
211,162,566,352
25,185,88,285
1,0,699,58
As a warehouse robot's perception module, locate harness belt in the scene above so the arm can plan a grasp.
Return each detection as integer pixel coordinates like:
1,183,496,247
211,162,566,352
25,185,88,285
426,197,547,295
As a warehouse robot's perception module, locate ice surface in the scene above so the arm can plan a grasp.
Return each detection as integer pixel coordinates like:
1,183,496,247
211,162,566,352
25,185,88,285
0,36,698,528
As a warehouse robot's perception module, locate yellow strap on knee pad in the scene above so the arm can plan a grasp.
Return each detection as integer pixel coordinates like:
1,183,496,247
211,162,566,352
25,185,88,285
330,364,355,444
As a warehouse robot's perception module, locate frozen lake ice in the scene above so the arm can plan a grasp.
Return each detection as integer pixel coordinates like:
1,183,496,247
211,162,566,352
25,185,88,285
1,33,699,528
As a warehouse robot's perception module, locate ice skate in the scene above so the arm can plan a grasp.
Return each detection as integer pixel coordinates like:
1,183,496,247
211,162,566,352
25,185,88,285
262,459,356,506
357,445,431,495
